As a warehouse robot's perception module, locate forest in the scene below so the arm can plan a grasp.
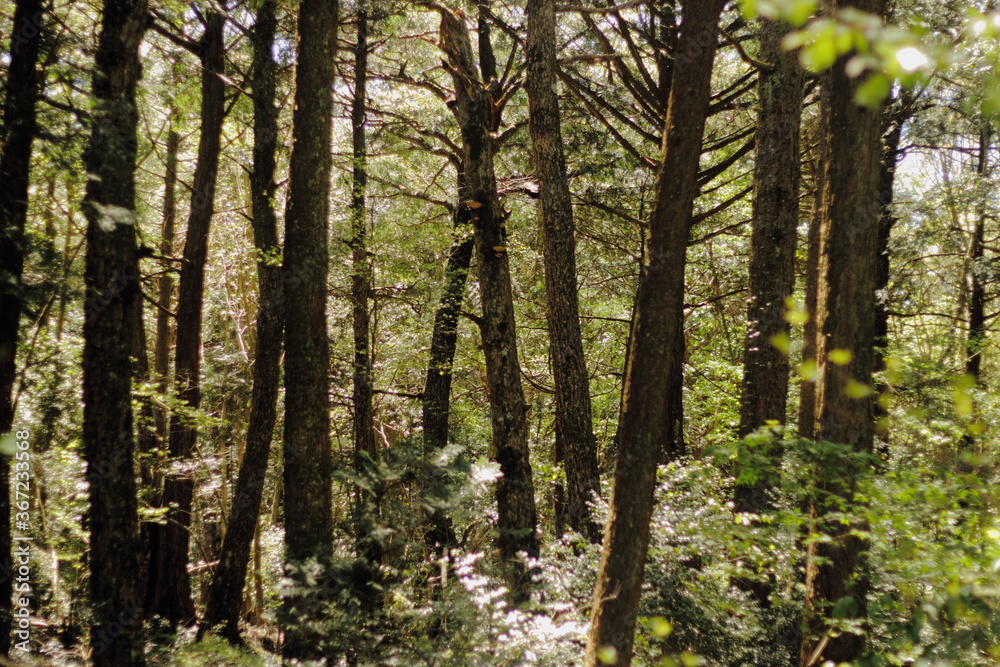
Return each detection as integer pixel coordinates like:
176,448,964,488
2,0,1000,664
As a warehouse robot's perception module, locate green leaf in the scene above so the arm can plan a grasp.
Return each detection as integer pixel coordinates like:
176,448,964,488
855,73,891,108
828,349,852,366
597,645,618,664
770,332,792,355
0,433,15,457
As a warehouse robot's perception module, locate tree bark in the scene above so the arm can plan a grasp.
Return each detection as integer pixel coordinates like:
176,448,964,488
202,0,281,642
421,190,470,555
585,1,725,664
733,20,804,619
965,125,990,384
525,0,602,543
0,0,43,656
800,1,886,663
798,119,826,442
734,18,804,510
281,0,338,659
152,125,179,467
145,11,226,628
80,0,148,663
431,4,540,603
349,4,383,608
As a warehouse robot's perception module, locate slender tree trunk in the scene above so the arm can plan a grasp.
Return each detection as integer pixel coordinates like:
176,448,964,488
585,2,725,664
146,10,226,628
349,4,383,608
525,0,602,543
152,126,179,464
80,0,148,663
800,2,886,663
734,18,804,509
431,4,540,603
202,1,281,642
873,92,909,450
965,125,990,384
798,110,827,442
421,189,470,555
0,0,43,656
733,20,804,620
281,0,338,659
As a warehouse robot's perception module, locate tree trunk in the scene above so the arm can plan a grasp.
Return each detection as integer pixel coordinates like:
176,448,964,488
734,18,804,510
525,0,602,543
421,190,470,554
349,4,383,608
733,19,804,619
281,0,338,659
202,0,281,642
798,118,826,443
432,4,540,604
800,1,886,663
873,92,909,451
145,11,226,628
152,125,179,468
965,125,990,384
585,1,725,664
80,1,148,663
0,0,43,656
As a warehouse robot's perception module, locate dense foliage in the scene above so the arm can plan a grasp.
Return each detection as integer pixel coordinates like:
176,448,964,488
4,0,1000,665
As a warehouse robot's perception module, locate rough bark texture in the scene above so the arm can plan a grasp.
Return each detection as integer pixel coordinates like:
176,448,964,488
281,0,338,659
525,0,601,543
733,20,803,619
433,4,540,603
152,126,178,465
80,0,148,663
349,5,383,607
202,1,281,642
734,18,804,509
800,1,886,663
421,192,470,554
145,11,226,627
0,0,43,655
585,1,725,664
421,205,472,458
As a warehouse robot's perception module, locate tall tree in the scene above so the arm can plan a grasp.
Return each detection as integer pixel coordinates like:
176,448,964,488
965,124,990,385
0,0,43,656
800,1,887,663
80,0,149,662
202,0,282,641
733,20,804,623
152,124,178,459
420,184,470,553
145,10,227,627
734,18,804,512
427,2,540,603
586,1,726,664
281,0,338,659
349,0,381,580
525,0,601,543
